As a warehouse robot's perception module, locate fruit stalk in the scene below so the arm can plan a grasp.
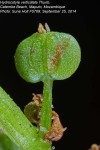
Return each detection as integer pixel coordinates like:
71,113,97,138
39,77,53,138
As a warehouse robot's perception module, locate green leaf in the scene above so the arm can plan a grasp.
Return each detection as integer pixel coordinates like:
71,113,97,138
14,27,81,83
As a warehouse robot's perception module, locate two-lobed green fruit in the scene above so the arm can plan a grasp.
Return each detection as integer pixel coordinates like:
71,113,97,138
14,24,81,83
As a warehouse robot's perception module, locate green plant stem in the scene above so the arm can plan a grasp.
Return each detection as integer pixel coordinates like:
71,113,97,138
0,87,37,149
0,132,20,150
39,77,53,138
0,86,52,150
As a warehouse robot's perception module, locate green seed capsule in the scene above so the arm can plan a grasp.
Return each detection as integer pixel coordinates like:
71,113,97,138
14,23,81,83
